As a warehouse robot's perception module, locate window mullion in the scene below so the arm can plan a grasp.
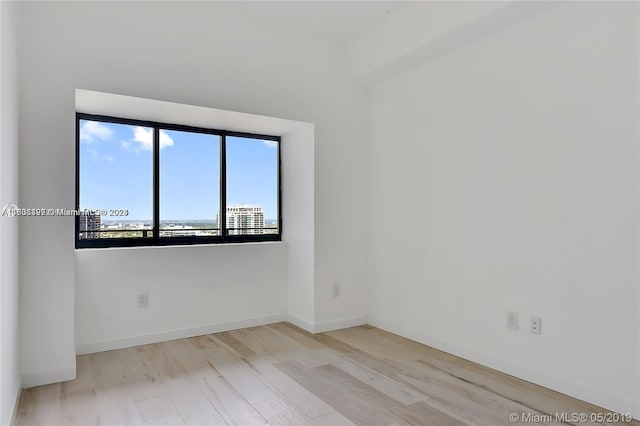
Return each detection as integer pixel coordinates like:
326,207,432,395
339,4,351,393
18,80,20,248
220,134,227,240
153,127,160,241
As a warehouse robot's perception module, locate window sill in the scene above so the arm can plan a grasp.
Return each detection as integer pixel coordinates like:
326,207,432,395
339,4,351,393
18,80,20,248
74,240,286,253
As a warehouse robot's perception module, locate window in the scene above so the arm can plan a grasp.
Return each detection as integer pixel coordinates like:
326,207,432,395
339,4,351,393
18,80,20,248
76,113,281,248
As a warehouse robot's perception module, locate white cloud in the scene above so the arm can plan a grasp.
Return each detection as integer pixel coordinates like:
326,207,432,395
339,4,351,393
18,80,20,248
132,127,174,151
263,140,278,148
132,127,153,150
80,121,114,143
121,141,131,150
160,130,175,149
105,155,115,162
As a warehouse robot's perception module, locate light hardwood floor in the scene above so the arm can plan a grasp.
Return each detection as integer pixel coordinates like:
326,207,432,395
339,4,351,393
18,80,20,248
15,323,639,426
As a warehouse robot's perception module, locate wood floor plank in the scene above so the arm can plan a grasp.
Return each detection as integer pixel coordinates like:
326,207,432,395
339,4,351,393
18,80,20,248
231,326,333,369
134,342,185,382
135,394,186,426
327,352,427,406
163,338,212,375
307,410,358,426
415,356,609,423
398,369,549,425
329,330,543,423
17,324,637,426
231,326,318,364
276,360,402,426
328,326,613,425
267,322,325,350
226,329,262,353
257,325,311,352
309,332,403,378
258,325,329,359
93,385,146,426
277,361,464,426
302,334,481,425
214,331,257,358
118,346,163,386
14,388,37,426
248,326,304,353
162,377,228,425
60,389,99,426
274,327,427,407
190,334,224,351
88,350,127,389
320,342,539,426
200,367,269,425
252,396,311,426
242,354,336,419
204,345,279,404
15,384,62,426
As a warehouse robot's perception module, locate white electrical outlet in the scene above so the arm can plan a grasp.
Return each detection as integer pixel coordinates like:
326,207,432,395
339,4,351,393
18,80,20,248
137,293,148,308
507,311,519,330
332,283,341,298
529,316,541,335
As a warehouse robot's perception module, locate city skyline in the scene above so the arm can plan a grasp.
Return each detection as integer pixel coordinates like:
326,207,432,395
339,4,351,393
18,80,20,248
79,204,276,239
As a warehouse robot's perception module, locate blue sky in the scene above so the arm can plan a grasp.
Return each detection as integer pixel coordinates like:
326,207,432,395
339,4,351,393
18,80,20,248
79,120,279,222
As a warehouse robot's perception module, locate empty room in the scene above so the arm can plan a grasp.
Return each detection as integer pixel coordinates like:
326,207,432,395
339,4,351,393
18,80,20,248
1,1,639,425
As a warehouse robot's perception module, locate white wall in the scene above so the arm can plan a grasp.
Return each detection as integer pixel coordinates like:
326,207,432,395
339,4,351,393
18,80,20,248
16,1,368,384
282,124,316,329
75,243,288,354
366,1,639,416
0,1,21,423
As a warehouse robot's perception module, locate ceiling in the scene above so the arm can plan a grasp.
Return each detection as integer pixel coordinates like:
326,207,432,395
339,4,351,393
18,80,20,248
216,1,408,42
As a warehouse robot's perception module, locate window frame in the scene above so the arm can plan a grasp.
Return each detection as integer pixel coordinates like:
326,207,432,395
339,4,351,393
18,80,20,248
75,112,282,249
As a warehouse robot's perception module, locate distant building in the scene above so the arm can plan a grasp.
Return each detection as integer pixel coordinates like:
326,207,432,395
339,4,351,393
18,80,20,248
79,211,101,239
226,206,265,235
160,224,200,237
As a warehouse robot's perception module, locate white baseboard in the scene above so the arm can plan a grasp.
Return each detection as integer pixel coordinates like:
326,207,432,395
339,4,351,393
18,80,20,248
75,312,367,356
286,313,315,333
21,367,76,389
368,318,640,420
312,316,368,333
286,314,367,333
8,381,21,426
76,313,287,355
